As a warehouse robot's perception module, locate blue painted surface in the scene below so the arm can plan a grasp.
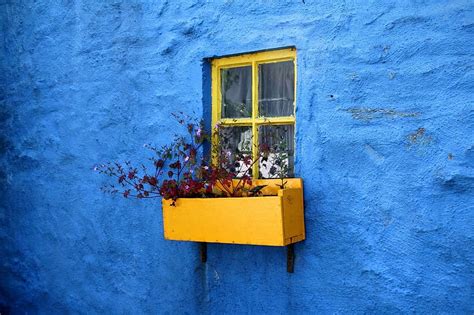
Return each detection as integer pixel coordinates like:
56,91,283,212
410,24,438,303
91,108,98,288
1,1,473,313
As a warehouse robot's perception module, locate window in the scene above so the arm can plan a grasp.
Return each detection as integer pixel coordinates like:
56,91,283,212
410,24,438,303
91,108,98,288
211,47,296,178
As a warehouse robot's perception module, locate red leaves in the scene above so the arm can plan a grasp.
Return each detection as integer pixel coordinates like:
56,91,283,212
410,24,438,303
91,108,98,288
97,112,278,201
189,148,197,162
169,160,181,169
159,179,178,200
118,175,126,184
259,143,271,159
148,176,157,186
154,159,164,168
243,155,252,166
159,177,206,200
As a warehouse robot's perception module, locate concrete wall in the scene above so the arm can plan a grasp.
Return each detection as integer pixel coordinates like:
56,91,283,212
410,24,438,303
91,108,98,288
1,0,473,313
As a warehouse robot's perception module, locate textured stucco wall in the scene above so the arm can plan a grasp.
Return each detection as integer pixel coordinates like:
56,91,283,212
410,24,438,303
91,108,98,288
1,1,473,313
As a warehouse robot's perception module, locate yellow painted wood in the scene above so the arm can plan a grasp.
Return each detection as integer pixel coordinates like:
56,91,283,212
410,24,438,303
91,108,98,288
252,59,258,178
212,48,296,67
218,117,295,126
211,47,297,177
280,188,305,244
162,178,305,246
211,61,219,167
253,177,302,196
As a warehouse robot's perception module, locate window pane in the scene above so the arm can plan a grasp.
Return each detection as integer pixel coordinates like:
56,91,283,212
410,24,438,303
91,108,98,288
221,66,252,118
258,61,294,117
218,126,253,177
258,124,294,178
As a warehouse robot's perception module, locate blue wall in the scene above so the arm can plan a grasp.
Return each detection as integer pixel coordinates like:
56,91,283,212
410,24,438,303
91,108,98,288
1,1,473,313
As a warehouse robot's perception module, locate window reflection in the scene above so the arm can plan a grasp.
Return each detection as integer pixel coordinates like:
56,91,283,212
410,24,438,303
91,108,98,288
221,66,252,118
259,124,294,178
219,126,253,177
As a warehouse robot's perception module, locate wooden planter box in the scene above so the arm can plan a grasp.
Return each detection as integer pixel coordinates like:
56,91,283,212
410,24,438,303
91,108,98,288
162,178,305,246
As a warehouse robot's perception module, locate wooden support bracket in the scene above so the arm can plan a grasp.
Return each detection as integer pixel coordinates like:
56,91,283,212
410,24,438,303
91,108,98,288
199,242,295,273
200,242,207,263
287,244,295,273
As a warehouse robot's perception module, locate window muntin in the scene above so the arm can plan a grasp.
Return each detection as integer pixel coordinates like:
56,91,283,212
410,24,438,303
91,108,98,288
211,48,296,178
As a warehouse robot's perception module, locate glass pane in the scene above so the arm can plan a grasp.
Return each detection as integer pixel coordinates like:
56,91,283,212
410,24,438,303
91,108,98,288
221,66,252,118
258,124,294,178
218,126,253,177
258,61,294,117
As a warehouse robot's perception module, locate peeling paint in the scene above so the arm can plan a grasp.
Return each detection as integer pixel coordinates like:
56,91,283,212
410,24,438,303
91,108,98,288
406,127,433,148
364,144,385,165
344,107,420,121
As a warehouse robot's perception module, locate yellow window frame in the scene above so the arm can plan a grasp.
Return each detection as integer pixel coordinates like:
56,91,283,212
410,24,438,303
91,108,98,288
211,47,297,178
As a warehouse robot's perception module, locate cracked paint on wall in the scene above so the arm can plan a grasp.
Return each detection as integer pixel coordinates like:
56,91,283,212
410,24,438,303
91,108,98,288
343,107,420,121
1,0,473,313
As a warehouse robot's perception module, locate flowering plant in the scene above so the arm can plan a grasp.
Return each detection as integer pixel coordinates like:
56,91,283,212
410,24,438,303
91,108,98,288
95,113,274,203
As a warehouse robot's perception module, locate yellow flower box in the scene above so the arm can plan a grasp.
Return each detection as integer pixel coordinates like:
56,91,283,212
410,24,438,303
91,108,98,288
162,178,305,246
